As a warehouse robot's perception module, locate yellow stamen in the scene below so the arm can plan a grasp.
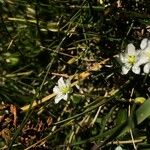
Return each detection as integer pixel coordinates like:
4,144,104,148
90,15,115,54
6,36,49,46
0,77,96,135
61,86,70,94
128,55,136,65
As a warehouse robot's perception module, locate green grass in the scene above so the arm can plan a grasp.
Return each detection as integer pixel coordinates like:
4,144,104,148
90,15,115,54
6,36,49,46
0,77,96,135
0,0,150,149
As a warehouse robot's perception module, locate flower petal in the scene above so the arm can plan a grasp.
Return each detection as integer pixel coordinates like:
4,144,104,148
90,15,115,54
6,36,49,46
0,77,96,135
115,146,122,150
136,50,142,56
120,54,127,63
127,43,135,55
53,86,61,94
144,63,150,74
54,94,65,103
140,38,148,50
144,42,150,53
136,55,149,66
63,94,68,101
132,65,140,74
122,65,131,74
58,77,66,88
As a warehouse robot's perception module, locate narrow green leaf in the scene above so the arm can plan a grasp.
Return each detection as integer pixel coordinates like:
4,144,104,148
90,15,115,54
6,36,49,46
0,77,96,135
136,99,150,124
116,109,127,125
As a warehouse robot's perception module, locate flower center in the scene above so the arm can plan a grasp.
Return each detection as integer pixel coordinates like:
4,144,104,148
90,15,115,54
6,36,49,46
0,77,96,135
128,55,136,65
61,86,70,94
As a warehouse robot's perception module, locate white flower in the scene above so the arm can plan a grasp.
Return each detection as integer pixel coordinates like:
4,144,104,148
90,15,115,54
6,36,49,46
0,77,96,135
120,43,141,74
53,77,72,104
115,146,123,150
136,38,150,73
